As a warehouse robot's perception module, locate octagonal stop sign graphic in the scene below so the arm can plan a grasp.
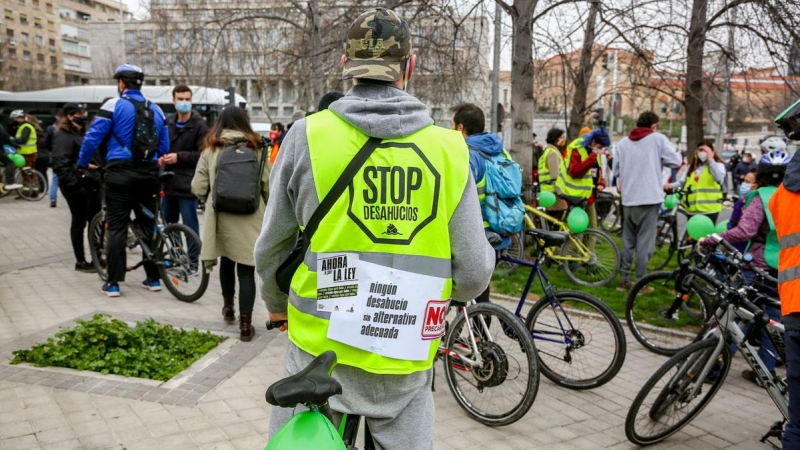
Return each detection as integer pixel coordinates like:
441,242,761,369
347,142,441,245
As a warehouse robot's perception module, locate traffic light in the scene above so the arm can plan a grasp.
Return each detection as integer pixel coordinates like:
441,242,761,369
225,87,236,106
601,52,609,70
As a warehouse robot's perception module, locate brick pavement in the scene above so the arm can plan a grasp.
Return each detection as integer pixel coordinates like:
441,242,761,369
0,190,775,449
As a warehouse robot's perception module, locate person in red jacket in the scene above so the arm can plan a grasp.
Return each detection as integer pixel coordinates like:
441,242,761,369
565,128,608,232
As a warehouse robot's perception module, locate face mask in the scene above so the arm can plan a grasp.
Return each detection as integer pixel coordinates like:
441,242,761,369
175,101,192,114
697,152,708,163
739,183,752,197
268,131,278,141
72,116,88,127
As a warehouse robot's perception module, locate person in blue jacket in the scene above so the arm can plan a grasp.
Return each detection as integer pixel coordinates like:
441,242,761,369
77,64,169,297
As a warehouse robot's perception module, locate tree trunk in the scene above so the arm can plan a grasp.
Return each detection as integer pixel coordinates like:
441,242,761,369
684,0,708,157
567,0,600,140
508,0,537,202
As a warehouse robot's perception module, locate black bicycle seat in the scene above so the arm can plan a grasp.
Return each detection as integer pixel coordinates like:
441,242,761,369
265,351,342,408
526,229,569,248
158,171,175,183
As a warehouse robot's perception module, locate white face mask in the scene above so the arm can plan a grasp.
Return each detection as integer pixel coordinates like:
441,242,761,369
697,152,708,163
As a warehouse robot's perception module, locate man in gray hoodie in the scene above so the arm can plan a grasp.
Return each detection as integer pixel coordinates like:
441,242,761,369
254,8,494,449
613,111,681,290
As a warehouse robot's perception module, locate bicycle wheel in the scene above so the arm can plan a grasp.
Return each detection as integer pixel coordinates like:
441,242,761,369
494,231,525,276
88,211,108,281
559,228,621,287
442,302,539,426
598,198,622,234
626,338,731,446
626,271,711,356
648,217,678,272
156,223,209,302
15,168,47,201
525,290,626,389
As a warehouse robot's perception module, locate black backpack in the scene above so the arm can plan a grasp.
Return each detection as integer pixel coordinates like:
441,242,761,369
113,95,159,162
212,142,268,215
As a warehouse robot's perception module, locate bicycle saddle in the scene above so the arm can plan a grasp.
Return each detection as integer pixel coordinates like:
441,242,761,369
265,350,342,408
526,229,569,248
158,171,175,183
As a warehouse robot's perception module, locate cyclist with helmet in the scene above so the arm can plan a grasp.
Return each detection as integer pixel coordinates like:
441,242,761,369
699,149,789,384
77,64,169,297
9,110,43,193
665,138,727,224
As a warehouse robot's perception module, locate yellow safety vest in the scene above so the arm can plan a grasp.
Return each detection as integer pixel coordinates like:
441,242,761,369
287,110,469,375
15,122,37,155
556,138,593,199
682,165,723,214
538,145,561,192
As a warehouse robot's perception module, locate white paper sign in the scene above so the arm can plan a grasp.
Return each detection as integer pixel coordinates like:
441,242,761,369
324,258,447,361
316,253,360,314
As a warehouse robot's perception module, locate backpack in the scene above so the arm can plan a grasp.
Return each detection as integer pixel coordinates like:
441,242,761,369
477,149,525,235
113,95,159,162
213,142,268,215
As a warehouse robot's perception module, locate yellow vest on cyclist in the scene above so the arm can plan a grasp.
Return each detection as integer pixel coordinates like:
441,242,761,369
287,110,469,375
538,145,561,193
15,122,37,156
682,166,723,214
556,138,593,199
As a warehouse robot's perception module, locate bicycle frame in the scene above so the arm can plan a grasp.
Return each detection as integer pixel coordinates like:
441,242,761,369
524,204,591,263
437,301,490,368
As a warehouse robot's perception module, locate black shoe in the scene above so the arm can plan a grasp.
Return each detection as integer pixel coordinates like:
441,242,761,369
75,261,95,273
50,200,56,208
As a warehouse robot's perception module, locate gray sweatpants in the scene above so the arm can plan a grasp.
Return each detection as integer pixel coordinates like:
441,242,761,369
268,342,435,450
620,204,661,283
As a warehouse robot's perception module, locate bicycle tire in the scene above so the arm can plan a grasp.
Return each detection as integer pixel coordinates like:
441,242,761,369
626,338,731,446
559,228,621,287
443,302,539,426
88,211,108,281
157,223,209,302
598,198,622,234
648,216,678,272
675,209,694,262
626,271,711,356
494,231,525,276
14,168,47,201
525,290,626,389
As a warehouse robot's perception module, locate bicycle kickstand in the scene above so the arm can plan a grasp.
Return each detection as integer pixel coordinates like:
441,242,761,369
759,419,785,449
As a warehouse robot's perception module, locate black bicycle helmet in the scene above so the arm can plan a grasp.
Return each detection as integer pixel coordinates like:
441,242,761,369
775,98,800,141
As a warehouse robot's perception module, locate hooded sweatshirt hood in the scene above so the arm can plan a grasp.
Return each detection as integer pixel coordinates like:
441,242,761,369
784,151,800,192
329,83,433,139
465,132,504,183
629,127,655,142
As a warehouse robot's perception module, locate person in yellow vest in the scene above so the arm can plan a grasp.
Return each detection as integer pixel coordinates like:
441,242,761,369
539,127,569,219
9,110,42,192
666,139,726,224
254,9,494,448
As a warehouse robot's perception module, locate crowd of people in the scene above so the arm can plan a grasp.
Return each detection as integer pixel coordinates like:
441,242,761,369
3,7,800,449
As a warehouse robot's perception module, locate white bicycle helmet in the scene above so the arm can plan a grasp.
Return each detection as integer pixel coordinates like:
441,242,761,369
759,149,793,166
9,110,24,119
760,136,787,153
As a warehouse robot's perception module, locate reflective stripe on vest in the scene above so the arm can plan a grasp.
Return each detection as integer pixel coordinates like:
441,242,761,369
770,185,800,317
286,109,468,375
555,139,593,199
16,122,37,155
538,145,560,192
683,166,723,213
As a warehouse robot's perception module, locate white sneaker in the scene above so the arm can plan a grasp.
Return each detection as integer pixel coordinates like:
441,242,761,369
4,183,22,190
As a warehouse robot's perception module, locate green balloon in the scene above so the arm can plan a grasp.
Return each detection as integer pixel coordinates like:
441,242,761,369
714,220,729,234
567,207,590,233
538,191,556,208
686,215,715,241
9,154,24,168
266,411,346,450
664,194,678,210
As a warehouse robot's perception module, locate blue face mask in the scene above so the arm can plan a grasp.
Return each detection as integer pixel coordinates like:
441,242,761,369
739,183,752,198
175,101,192,114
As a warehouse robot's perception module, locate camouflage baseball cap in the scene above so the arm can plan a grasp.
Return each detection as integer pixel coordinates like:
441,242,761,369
343,9,412,82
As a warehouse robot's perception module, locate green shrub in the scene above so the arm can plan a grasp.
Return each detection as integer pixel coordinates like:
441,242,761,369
11,314,226,381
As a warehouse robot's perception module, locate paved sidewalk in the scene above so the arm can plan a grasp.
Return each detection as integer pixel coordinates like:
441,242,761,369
0,191,776,449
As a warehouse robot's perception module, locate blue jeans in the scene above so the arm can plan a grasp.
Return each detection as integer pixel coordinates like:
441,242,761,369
784,326,800,448
161,195,199,236
50,172,58,202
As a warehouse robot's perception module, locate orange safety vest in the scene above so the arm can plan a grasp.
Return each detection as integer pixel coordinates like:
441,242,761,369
268,143,280,164
769,184,800,317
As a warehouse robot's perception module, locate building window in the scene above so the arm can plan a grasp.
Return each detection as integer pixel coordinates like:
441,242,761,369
4,9,12,20
39,71,46,80
269,107,278,117
34,17,42,28
6,29,13,38
10,67,18,76
18,0,25,5
659,102,668,114
46,3,52,13
52,74,58,83
49,38,55,46
35,35,43,46
282,107,293,117
20,14,28,24
252,106,263,116
23,50,31,61
50,55,56,66
47,21,55,31
672,102,681,114
21,33,29,44
33,0,39,7
37,53,44,63
7,48,16,59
